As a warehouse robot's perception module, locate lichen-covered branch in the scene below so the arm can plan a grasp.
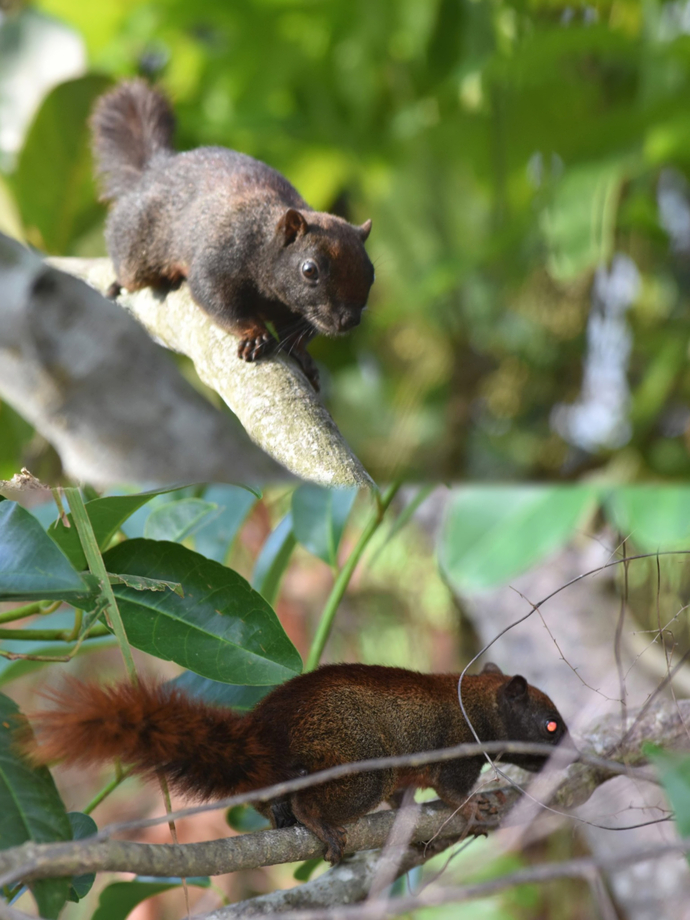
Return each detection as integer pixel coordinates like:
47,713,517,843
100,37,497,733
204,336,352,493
50,256,374,488
0,232,281,485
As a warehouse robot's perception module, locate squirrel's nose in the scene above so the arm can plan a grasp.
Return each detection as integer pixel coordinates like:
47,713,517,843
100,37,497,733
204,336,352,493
338,310,362,332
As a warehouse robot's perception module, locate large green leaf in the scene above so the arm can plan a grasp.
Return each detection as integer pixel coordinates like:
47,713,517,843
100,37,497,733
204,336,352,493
102,540,302,685
605,488,690,552
0,693,72,917
291,486,358,566
0,502,93,601
252,513,297,605
439,486,597,592
13,74,110,253
48,487,190,571
170,671,275,711
144,499,218,543
91,877,210,920
193,484,258,563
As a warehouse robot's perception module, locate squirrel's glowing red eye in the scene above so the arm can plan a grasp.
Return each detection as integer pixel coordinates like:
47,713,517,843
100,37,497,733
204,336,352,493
546,720,558,733
301,260,318,280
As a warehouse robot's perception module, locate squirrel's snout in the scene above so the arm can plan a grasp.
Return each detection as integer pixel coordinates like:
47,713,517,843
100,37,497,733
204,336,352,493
336,311,362,332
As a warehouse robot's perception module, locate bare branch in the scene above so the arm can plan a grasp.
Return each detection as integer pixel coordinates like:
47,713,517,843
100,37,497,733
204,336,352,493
49,255,374,488
196,837,690,920
0,232,282,485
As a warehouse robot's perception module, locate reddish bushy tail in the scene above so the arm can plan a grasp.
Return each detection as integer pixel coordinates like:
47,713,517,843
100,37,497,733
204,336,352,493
24,678,276,800
91,80,175,201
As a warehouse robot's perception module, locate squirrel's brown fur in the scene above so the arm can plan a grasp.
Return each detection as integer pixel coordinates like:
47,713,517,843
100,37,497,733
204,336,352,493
24,663,567,862
91,80,375,389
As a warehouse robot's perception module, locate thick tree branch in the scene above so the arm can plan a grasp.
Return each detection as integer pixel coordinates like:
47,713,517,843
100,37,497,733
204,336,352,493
0,233,282,485
50,256,374,488
0,699,686,893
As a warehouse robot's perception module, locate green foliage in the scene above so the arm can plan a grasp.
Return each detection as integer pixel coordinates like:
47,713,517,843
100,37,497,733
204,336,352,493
143,498,218,542
47,486,194,570
646,745,690,856
226,805,270,832
292,486,357,566
101,538,303,684
251,512,297,605
169,670,275,710
0,502,94,601
606,487,690,551
66,812,98,902
0,694,73,918
12,75,110,253
439,485,598,592
91,878,210,920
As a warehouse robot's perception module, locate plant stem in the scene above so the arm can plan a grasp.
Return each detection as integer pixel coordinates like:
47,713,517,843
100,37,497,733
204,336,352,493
83,765,130,815
63,488,139,685
0,601,61,625
304,482,401,672
0,624,110,641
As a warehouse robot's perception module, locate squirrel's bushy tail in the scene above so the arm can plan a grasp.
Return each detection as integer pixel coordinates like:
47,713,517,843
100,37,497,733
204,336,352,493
23,678,276,800
91,80,175,201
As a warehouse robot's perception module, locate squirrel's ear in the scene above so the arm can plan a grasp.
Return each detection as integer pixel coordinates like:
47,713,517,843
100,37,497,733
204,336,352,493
481,662,503,675
277,208,308,245
503,675,528,701
358,218,372,241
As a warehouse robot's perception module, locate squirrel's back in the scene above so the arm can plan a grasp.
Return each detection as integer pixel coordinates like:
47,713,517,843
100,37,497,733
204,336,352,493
92,80,176,201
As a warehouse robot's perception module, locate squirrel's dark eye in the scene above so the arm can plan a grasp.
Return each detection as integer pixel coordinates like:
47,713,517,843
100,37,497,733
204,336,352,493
545,719,559,734
301,260,319,281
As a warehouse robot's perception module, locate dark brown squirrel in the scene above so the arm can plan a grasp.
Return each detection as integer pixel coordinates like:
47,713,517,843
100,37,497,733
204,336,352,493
24,662,567,863
91,80,375,389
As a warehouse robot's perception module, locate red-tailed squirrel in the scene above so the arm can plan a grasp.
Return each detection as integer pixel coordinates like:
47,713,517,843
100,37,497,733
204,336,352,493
91,80,375,389
25,662,567,863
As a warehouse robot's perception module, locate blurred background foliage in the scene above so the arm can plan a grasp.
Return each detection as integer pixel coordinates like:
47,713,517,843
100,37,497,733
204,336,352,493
3,0,690,480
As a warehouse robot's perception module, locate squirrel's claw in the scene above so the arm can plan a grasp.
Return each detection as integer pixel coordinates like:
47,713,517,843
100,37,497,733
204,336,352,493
238,332,275,362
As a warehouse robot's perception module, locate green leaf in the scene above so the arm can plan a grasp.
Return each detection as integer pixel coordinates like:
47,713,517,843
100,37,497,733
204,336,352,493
252,513,297,605
293,857,324,881
13,74,111,253
0,693,72,917
439,486,597,592
67,812,98,901
605,488,690,552
169,671,275,711
0,502,93,601
48,486,190,572
193,485,258,563
91,877,209,920
646,748,690,850
101,539,303,685
144,499,218,542
291,486,358,566
226,805,270,832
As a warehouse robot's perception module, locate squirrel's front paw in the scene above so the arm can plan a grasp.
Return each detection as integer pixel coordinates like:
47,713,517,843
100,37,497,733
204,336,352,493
295,352,320,391
238,332,275,362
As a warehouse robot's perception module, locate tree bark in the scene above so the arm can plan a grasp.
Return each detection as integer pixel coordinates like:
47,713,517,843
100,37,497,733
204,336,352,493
49,255,374,489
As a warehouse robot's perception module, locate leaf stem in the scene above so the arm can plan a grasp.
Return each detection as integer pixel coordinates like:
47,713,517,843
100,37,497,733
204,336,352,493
304,482,401,672
0,624,110,641
0,601,58,625
63,488,139,685
83,764,130,815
